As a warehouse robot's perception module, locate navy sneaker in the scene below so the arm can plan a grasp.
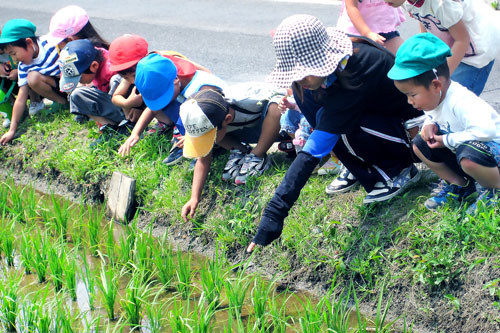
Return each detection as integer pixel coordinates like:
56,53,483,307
363,164,420,204
466,187,498,215
162,136,184,165
424,180,476,210
325,165,358,195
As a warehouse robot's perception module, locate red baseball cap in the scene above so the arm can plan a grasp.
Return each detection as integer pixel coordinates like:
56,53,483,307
109,34,148,72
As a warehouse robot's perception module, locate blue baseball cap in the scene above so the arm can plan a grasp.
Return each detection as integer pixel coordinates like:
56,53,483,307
135,53,177,111
59,39,97,93
388,33,452,81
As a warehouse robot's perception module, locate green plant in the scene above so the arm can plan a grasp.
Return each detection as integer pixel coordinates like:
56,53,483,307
80,251,97,310
0,273,21,332
192,297,217,333
250,275,275,328
134,229,155,281
267,292,291,333
168,299,190,332
0,221,15,267
199,245,225,308
87,204,105,256
19,300,38,332
53,298,75,332
223,265,251,319
5,182,24,222
96,261,119,321
144,291,166,333
32,230,50,283
62,250,78,301
19,230,35,274
175,251,194,300
152,234,175,288
51,193,71,240
120,269,153,328
48,242,65,292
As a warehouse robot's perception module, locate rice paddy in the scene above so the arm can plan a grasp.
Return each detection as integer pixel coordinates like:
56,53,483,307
0,177,400,332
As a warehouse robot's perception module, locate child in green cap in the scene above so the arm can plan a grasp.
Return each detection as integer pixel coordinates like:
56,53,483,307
0,19,67,145
388,33,500,214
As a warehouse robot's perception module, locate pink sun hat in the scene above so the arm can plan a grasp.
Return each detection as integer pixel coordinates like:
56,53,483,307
46,5,89,47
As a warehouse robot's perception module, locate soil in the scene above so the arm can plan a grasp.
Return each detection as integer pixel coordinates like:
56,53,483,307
2,153,500,332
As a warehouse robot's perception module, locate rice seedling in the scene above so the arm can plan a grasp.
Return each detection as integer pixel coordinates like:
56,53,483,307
5,182,24,222
32,230,50,283
96,261,119,321
80,251,97,311
0,271,21,332
152,235,175,288
51,193,71,240
199,245,225,308
267,292,292,333
53,297,75,332
223,267,252,319
134,229,155,281
0,181,8,214
144,290,166,333
24,184,39,224
19,300,38,332
87,204,105,257
297,296,323,333
321,287,352,332
175,251,194,300
19,230,35,274
105,219,116,265
62,249,78,301
119,269,154,329
47,241,65,292
192,297,217,333
168,299,191,333
0,221,15,267
250,275,276,329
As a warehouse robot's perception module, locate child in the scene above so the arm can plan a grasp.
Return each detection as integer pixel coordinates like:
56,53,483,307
388,33,500,213
384,0,500,96
109,34,211,164
179,87,286,221
46,5,109,50
58,39,126,146
0,19,67,145
337,0,406,54
117,53,226,164
247,15,423,252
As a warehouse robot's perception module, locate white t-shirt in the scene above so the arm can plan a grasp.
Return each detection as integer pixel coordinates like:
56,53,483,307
17,35,60,87
423,81,500,150
404,0,500,68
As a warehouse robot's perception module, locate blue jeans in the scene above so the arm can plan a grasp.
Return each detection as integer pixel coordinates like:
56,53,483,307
279,109,313,138
451,60,494,96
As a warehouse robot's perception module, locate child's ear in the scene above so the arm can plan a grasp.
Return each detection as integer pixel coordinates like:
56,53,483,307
223,112,233,125
89,61,100,73
25,38,34,49
431,78,443,92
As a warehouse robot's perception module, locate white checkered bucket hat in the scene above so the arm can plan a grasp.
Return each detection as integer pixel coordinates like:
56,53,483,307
268,14,353,88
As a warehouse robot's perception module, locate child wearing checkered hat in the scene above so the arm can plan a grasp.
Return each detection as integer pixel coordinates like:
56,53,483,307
247,14,425,252
389,33,500,214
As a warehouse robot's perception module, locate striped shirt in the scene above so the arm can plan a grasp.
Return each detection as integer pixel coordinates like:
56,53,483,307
17,35,60,87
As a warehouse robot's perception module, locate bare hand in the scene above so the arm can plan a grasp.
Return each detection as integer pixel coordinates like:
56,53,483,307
246,242,256,253
181,198,199,222
278,96,297,114
118,134,140,157
0,63,10,77
366,31,386,45
174,135,185,149
421,124,438,142
126,87,143,106
427,134,445,149
7,68,17,81
0,130,15,145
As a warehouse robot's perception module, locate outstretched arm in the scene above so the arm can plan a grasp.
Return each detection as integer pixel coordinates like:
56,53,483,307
0,85,28,145
181,153,212,221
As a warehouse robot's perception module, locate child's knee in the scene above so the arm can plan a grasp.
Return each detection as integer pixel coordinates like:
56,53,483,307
459,158,479,172
266,103,282,118
27,71,42,88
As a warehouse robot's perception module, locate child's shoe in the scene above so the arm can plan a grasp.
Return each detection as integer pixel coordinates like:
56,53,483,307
424,180,476,210
278,139,296,158
325,165,359,194
162,136,184,165
363,164,420,204
29,101,45,116
317,156,342,176
466,187,498,215
90,124,120,148
2,118,10,128
222,148,246,181
235,153,270,185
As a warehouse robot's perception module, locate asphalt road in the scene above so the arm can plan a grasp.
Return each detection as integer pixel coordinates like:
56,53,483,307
1,0,499,108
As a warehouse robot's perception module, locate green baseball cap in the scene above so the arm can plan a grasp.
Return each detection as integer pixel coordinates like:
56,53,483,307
387,33,452,81
0,19,37,44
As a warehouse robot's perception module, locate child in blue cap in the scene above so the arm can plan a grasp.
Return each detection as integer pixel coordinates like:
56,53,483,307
388,33,500,213
0,19,67,145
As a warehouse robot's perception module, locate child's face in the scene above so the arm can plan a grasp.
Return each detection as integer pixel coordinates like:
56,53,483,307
79,61,99,84
5,43,34,65
296,75,325,90
394,80,441,111
384,0,405,7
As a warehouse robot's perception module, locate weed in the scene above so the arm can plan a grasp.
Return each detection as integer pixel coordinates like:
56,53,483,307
96,261,119,321
175,251,194,300
321,284,352,332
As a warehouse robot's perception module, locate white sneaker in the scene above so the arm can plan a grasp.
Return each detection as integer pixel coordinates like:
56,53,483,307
2,118,10,128
29,101,45,116
317,156,342,175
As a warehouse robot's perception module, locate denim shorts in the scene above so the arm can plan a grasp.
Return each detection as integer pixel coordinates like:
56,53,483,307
279,109,313,138
379,30,400,41
451,60,494,96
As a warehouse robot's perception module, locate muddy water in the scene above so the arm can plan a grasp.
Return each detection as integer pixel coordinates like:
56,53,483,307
1,183,366,331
